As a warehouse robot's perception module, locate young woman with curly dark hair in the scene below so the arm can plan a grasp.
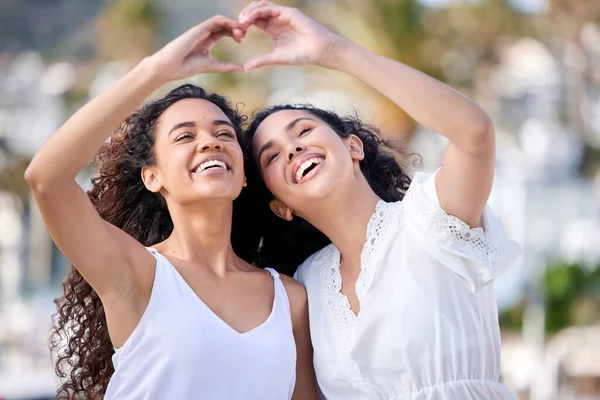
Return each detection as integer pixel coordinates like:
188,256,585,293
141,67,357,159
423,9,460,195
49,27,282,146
25,15,316,400
239,2,521,399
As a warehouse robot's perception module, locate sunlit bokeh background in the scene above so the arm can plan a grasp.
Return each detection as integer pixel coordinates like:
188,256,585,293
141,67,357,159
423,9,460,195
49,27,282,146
1,0,599,399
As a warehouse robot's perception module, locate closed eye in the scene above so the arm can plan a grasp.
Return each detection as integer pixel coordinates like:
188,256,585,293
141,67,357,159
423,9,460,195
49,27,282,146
175,132,194,142
298,127,312,137
267,152,279,165
217,130,236,139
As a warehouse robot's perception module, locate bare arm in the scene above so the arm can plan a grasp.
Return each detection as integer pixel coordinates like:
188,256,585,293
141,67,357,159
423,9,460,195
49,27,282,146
26,61,160,298
240,1,494,227
25,16,245,297
325,43,494,227
280,275,319,400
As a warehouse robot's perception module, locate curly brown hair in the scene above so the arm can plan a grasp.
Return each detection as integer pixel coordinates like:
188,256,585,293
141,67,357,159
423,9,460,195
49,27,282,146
49,84,247,399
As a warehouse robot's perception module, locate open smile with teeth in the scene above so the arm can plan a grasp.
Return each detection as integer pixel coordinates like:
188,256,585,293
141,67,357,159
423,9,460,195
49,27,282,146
295,157,324,183
194,159,229,173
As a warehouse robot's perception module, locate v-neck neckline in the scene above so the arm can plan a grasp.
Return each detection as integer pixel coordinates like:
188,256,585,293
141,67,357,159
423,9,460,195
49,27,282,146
324,199,390,318
316,199,401,397
156,250,277,336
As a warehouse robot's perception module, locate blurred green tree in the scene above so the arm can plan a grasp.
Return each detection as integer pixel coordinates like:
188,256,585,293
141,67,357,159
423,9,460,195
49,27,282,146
500,261,600,334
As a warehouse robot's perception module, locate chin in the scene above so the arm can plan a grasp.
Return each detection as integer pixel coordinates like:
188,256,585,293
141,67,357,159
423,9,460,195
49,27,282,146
292,181,336,203
192,185,243,202
206,189,242,200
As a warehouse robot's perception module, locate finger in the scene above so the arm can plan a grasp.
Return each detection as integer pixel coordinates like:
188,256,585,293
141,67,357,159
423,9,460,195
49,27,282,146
232,28,247,43
240,5,281,27
183,56,244,74
175,18,242,54
204,25,248,49
253,17,268,31
186,28,239,57
239,1,265,20
197,15,245,40
206,30,227,44
243,52,284,71
202,28,238,47
208,61,245,73
239,1,257,19
210,28,243,40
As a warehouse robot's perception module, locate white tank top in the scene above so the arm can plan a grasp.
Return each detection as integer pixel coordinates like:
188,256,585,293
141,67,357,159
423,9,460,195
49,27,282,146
105,247,297,399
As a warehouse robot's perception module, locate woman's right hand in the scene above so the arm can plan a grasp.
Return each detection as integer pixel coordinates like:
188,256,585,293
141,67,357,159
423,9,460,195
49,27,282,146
148,15,246,83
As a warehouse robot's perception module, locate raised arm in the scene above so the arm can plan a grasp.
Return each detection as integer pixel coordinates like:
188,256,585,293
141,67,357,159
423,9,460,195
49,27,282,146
323,41,494,228
25,16,245,297
240,2,493,227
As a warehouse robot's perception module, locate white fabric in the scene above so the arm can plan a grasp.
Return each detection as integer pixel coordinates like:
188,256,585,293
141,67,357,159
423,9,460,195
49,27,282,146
105,248,297,400
295,171,522,400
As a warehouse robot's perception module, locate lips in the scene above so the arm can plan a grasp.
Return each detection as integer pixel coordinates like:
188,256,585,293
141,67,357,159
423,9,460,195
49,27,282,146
292,153,325,184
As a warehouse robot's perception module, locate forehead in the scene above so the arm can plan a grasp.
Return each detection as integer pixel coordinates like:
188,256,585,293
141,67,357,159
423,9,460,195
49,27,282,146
156,98,231,135
253,109,316,147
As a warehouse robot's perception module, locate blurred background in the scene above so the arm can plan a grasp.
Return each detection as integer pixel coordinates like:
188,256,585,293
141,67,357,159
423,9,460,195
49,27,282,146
0,0,599,399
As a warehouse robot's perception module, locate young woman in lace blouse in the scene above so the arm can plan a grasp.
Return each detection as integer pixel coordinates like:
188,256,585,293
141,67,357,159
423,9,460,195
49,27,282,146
240,2,521,399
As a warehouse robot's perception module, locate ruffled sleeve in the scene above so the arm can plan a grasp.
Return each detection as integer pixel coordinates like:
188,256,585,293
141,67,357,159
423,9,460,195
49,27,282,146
403,170,522,294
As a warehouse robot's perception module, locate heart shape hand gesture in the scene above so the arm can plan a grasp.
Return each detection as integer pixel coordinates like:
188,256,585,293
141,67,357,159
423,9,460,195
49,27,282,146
148,1,344,83
238,1,343,71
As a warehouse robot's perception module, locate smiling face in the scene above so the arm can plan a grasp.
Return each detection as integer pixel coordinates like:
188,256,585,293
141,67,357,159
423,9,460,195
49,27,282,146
252,109,364,219
142,98,245,205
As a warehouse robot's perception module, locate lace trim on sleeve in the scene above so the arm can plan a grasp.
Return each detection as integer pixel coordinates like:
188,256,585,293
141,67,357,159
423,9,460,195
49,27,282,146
403,175,521,284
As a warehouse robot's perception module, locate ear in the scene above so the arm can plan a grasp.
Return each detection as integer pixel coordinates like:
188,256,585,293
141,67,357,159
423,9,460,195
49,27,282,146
269,199,293,221
141,165,162,193
243,175,248,188
346,134,365,161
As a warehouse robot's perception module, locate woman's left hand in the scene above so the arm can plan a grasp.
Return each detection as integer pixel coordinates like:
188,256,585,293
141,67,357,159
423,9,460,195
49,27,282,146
238,1,345,70
149,15,246,82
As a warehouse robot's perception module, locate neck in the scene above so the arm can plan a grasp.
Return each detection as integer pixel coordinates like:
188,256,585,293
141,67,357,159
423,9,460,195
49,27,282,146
298,171,380,263
163,199,237,276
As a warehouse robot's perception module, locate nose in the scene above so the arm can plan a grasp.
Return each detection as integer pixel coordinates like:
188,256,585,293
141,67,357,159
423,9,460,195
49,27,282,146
286,143,306,162
197,137,223,153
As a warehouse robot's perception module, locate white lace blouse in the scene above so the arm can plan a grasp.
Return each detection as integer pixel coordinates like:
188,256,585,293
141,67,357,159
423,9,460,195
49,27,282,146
294,171,522,400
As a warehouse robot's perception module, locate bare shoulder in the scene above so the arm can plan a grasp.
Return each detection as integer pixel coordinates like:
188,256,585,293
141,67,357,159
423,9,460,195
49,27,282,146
279,273,309,331
280,273,308,305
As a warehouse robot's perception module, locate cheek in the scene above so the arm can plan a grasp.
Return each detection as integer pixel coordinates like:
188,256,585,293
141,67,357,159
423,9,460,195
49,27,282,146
324,136,349,156
164,154,190,180
161,145,188,165
263,166,288,197
228,145,245,174
311,128,342,146
263,168,280,191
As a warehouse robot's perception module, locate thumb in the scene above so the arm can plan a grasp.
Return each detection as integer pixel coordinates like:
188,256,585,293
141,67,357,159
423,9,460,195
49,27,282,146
208,61,245,73
243,52,284,71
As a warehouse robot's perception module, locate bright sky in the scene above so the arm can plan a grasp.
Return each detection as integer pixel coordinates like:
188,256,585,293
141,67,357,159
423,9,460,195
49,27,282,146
417,0,547,14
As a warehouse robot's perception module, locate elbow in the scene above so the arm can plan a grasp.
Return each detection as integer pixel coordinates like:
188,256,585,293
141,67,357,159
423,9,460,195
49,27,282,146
26,156,80,194
24,163,40,191
464,115,494,153
24,160,49,193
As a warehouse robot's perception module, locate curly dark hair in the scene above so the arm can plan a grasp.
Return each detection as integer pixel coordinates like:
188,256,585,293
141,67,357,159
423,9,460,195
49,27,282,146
50,84,249,399
240,105,419,276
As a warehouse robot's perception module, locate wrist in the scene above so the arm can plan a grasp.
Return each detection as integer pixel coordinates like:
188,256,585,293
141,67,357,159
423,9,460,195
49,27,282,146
316,37,359,70
137,56,171,87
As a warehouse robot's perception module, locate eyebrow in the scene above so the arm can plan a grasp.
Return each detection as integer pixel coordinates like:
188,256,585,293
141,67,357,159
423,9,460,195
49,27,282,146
257,117,316,162
168,119,235,137
285,117,315,132
214,120,235,130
